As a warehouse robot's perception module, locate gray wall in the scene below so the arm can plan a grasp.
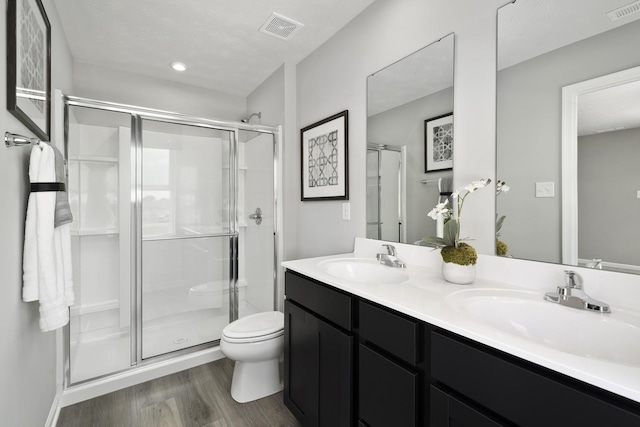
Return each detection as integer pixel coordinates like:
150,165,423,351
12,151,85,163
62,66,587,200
295,0,502,259
368,87,454,244
497,21,640,263
0,1,74,425
578,128,640,266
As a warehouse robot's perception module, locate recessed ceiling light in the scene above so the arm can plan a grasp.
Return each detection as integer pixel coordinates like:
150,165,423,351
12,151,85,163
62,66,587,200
171,62,187,72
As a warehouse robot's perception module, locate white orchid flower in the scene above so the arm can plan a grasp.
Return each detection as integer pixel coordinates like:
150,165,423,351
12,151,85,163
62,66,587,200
427,199,449,220
496,180,510,195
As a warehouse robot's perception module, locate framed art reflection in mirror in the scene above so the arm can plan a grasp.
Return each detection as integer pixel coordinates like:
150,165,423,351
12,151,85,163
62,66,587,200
425,113,453,173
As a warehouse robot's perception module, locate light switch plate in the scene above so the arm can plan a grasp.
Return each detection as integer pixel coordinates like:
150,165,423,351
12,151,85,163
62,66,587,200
342,202,350,220
536,182,555,198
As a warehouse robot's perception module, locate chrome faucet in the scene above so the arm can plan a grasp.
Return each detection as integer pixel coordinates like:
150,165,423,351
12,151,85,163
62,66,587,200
543,270,610,313
586,258,603,269
376,244,406,268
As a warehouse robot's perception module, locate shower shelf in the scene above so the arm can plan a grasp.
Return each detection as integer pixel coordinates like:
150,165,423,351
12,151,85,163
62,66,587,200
71,229,119,237
221,164,248,170
70,155,118,163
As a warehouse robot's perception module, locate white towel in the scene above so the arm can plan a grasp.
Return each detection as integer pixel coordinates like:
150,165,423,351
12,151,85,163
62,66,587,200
22,144,74,332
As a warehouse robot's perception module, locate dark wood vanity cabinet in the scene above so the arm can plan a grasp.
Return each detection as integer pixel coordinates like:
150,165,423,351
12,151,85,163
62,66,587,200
358,300,426,427
429,331,640,427
284,271,354,427
284,271,640,427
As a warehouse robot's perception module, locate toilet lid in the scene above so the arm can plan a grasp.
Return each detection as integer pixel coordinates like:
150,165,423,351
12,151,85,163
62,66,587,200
222,311,284,340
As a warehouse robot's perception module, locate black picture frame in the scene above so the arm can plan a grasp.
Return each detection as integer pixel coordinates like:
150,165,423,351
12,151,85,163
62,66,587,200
7,0,52,142
300,110,349,201
424,113,453,173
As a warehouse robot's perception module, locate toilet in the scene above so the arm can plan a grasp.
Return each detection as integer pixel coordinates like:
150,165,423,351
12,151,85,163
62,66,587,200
220,311,285,403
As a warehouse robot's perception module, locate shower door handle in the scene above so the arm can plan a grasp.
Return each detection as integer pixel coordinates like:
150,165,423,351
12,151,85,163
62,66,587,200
248,207,263,225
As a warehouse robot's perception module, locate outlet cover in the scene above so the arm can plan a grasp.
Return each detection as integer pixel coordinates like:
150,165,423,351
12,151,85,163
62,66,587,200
535,182,555,198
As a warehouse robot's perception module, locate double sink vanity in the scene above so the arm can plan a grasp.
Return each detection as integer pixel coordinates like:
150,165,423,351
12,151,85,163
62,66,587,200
282,238,640,426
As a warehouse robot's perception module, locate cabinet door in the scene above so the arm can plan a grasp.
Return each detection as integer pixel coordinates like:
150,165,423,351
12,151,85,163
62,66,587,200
430,386,503,427
285,300,320,426
359,344,418,427
285,300,354,427
318,319,354,427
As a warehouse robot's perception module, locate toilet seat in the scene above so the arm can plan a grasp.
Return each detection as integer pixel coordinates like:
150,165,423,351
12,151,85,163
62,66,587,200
222,311,284,343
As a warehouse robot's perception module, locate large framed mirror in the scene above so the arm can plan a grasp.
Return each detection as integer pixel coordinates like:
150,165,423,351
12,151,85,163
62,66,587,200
367,33,455,244
497,0,640,274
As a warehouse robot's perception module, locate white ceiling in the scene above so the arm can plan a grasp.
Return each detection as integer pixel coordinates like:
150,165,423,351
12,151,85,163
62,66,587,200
52,0,376,97
499,0,640,135
367,34,454,117
578,80,640,136
497,0,639,70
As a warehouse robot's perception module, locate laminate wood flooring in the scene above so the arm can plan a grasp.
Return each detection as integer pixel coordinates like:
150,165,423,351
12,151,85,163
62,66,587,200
57,358,300,427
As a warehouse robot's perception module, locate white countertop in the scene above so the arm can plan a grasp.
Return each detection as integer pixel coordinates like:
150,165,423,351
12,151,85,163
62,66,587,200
282,238,640,404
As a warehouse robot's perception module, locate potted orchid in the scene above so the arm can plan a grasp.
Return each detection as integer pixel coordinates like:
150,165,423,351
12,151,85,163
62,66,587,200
422,178,491,284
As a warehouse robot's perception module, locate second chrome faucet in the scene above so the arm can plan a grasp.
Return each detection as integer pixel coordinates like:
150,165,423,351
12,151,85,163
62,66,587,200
544,270,610,313
376,244,406,268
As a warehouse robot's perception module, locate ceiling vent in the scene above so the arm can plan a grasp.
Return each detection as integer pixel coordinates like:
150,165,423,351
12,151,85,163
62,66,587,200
607,1,640,21
259,13,304,41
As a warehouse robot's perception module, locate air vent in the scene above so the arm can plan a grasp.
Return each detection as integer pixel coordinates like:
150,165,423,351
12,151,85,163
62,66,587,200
259,12,304,40
607,1,640,21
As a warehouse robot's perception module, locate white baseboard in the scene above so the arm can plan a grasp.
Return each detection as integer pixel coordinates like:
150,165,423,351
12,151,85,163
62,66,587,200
45,391,62,427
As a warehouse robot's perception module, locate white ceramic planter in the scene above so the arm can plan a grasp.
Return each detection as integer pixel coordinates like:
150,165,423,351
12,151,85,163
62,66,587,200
442,261,476,285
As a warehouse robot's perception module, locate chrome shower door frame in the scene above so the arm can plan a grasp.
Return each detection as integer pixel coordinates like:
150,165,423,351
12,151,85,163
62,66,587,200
60,93,281,393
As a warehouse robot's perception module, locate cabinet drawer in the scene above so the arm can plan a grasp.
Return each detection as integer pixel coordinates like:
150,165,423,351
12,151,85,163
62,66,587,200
359,343,418,427
359,300,419,365
285,271,352,331
430,385,503,427
431,331,640,426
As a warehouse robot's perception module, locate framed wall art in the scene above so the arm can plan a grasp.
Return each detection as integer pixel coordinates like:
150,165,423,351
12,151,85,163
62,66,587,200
424,113,453,173
7,0,52,141
301,110,349,201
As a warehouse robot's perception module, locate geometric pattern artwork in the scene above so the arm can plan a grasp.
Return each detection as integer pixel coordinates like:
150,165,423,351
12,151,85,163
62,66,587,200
301,110,348,201
308,130,339,188
432,123,453,162
425,113,453,172
19,0,45,113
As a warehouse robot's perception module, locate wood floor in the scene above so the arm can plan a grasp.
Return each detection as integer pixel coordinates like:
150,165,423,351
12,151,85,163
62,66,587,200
57,358,301,427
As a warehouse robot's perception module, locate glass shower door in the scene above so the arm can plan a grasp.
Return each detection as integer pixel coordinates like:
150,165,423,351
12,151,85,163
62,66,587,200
366,149,380,239
67,106,133,384
140,120,234,359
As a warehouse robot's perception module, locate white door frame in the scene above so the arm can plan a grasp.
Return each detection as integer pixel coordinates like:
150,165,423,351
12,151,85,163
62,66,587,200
561,65,640,265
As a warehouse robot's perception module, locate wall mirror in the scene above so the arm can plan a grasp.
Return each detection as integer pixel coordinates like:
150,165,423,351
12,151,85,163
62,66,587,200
367,33,454,244
497,0,640,274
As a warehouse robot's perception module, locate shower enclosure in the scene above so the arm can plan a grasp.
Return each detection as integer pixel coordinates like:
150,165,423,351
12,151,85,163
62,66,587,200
366,143,405,242
60,94,280,389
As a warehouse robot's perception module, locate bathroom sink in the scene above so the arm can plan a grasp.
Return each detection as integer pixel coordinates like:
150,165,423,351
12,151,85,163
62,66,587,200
446,289,640,366
319,258,409,284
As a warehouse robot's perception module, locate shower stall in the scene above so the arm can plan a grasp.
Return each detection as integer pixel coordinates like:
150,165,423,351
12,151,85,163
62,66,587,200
58,93,281,399
366,143,406,242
